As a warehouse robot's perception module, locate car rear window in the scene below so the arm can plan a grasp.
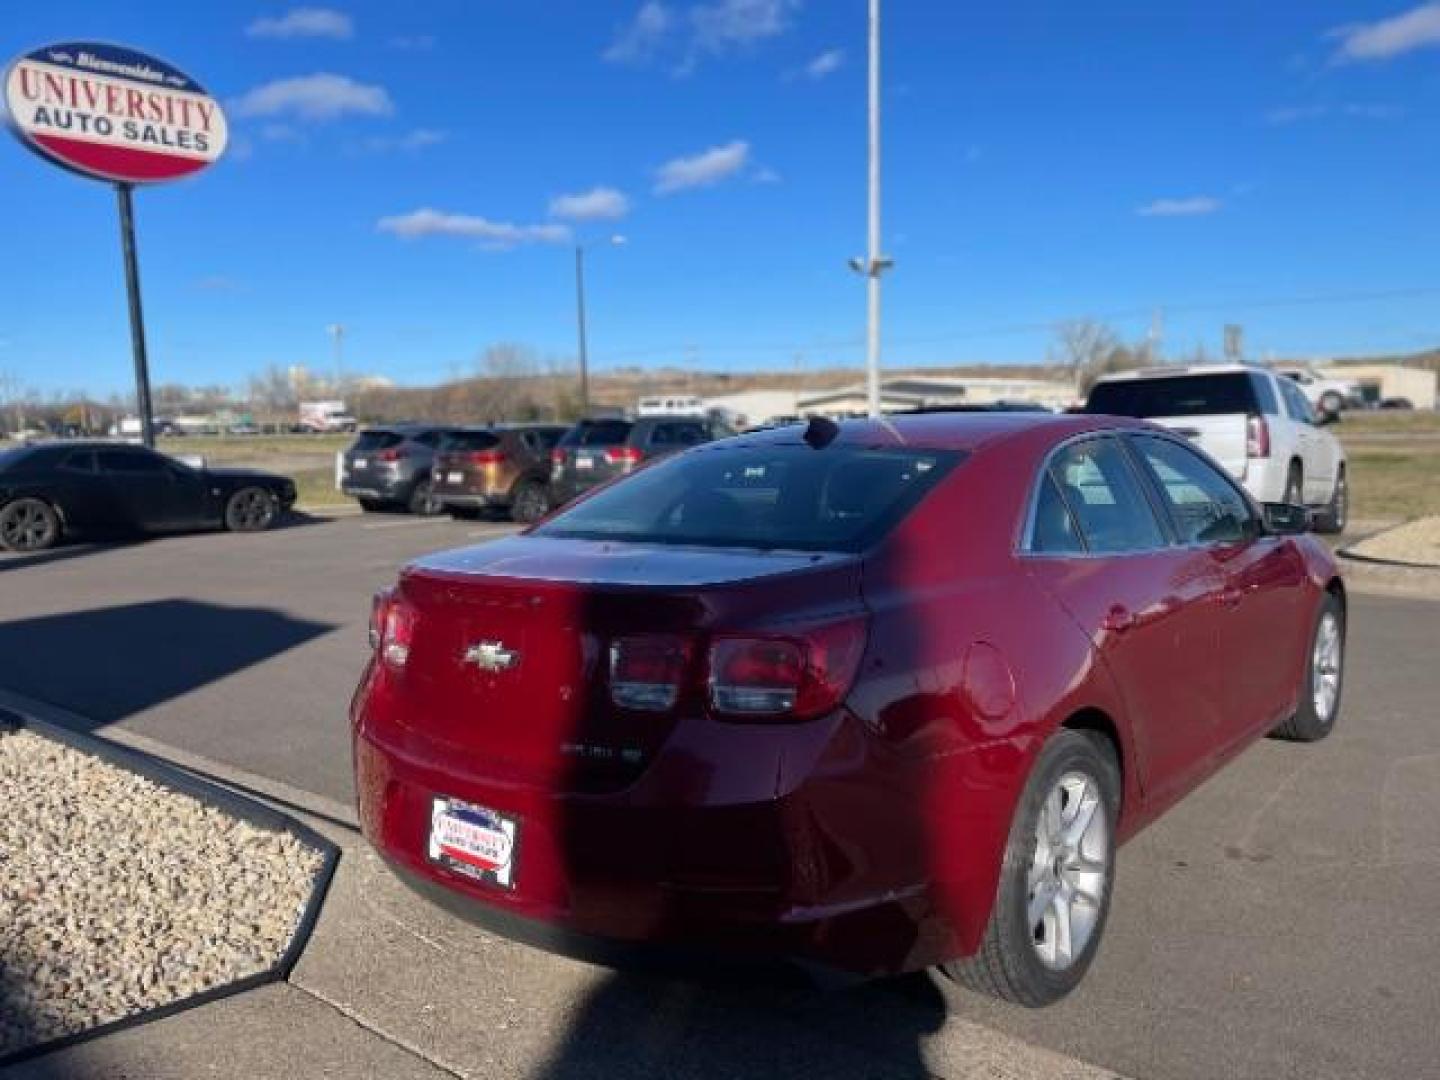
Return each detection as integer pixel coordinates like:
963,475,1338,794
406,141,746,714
350,431,404,453
561,421,633,447
1087,373,1259,418
441,430,500,452
536,445,960,553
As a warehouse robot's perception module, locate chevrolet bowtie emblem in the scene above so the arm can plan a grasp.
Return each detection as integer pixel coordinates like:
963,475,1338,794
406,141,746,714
463,641,520,673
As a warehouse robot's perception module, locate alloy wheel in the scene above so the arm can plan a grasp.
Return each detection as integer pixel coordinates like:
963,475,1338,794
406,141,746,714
1027,770,1110,971
1312,611,1342,724
229,488,276,531
0,500,58,552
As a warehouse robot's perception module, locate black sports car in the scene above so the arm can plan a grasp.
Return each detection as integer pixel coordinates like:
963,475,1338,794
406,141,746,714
0,442,297,552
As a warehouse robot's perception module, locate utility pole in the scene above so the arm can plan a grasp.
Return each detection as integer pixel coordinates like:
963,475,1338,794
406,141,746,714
850,0,892,417
574,246,590,416
327,324,346,391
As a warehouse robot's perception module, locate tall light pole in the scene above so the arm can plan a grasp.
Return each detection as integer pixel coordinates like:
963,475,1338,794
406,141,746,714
850,0,892,417
574,235,626,418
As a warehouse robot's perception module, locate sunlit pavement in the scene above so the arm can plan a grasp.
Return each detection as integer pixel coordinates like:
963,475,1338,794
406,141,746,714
2,514,1437,1079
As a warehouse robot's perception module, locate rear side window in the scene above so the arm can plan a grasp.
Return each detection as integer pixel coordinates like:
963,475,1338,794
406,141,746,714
350,431,403,453
1250,373,1280,416
1047,438,1166,553
441,431,500,452
1130,435,1255,545
97,450,166,475
561,421,633,447
1030,473,1085,554
1278,379,1316,424
536,445,960,553
1087,374,1259,418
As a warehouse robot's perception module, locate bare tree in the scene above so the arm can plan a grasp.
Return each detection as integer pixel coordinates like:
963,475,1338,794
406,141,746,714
1054,319,1119,392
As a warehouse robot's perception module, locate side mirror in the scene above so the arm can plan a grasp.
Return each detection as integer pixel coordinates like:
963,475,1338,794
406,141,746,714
1262,502,1311,535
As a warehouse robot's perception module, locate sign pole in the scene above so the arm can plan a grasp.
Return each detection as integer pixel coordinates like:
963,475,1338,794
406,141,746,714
115,183,156,448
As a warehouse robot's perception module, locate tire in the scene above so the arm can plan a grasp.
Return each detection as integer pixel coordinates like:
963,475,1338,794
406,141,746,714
942,729,1120,1007
224,487,280,533
510,479,550,525
408,478,442,517
1319,391,1343,417
1272,593,1344,742
0,498,61,552
1313,467,1348,535
1283,461,1303,507
357,498,388,513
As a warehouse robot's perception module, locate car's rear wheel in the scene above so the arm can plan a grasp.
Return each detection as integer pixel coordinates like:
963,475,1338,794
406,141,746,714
225,487,279,533
408,478,442,516
1314,467,1348,535
357,498,387,513
0,498,61,552
942,729,1119,1007
1319,391,1344,417
510,479,550,525
1272,593,1344,742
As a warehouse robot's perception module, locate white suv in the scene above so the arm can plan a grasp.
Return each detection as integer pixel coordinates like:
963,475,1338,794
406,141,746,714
1087,364,1348,533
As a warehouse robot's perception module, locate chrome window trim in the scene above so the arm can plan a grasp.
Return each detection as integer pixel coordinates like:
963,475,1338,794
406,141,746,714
1016,432,1174,560
1121,430,1266,550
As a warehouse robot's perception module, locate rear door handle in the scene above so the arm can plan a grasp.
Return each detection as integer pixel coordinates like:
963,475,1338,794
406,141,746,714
1103,605,1136,634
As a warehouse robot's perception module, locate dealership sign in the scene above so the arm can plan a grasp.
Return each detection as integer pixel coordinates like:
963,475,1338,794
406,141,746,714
4,41,227,184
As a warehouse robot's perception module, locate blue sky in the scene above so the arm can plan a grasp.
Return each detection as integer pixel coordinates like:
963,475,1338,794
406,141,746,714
4,1,1440,396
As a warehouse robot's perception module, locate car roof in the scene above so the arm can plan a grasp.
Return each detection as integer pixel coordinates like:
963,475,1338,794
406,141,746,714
1090,363,1265,384
726,411,1146,454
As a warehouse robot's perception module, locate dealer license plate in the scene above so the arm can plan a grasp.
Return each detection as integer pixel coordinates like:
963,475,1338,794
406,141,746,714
447,472,464,484
353,458,367,468
576,455,595,470
428,798,519,889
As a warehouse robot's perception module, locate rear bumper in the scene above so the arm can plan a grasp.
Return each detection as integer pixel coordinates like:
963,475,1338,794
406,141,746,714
343,478,409,501
352,689,967,978
437,492,504,510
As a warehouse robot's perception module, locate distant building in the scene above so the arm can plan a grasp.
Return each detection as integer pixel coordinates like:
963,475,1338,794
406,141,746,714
795,376,1074,417
1317,363,1437,409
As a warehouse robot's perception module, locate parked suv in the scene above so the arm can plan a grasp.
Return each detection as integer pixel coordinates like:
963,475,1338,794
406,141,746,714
431,425,567,524
1086,365,1348,532
340,425,460,515
549,416,731,507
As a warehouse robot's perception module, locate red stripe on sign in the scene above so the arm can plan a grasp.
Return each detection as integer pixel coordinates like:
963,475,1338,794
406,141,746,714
440,844,503,873
31,132,210,182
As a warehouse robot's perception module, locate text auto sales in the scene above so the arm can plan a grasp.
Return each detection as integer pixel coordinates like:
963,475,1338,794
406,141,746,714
12,65,218,152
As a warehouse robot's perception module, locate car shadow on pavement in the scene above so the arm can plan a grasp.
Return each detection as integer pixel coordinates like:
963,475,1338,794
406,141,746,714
0,599,335,730
533,970,945,1079
0,540,152,574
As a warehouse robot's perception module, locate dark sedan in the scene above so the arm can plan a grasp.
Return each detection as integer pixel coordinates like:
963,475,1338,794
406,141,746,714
0,442,296,552
548,416,731,507
354,413,1344,1004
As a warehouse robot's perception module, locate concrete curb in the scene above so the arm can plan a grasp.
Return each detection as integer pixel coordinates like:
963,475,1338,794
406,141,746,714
0,699,341,1069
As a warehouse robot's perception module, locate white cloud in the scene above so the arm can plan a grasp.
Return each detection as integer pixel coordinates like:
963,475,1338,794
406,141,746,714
362,128,447,152
261,123,305,142
232,74,394,122
1330,3,1440,62
246,7,354,41
376,209,571,249
654,140,750,193
549,187,631,221
801,48,844,79
1136,196,1222,218
692,0,800,53
605,2,675,63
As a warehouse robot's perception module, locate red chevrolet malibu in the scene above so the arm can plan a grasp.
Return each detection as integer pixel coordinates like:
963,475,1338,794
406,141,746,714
353,413,1344,1005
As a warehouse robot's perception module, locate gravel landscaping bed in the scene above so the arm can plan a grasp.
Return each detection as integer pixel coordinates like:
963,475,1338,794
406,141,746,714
1345,514,1440,568
0,729,326,1058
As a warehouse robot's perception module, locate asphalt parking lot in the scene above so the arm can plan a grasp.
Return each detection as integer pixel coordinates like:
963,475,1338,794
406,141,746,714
2,513,1438,1080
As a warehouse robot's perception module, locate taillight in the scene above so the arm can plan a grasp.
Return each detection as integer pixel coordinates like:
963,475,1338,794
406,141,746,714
550,449,566,466
707,618,868,721
609,635,692,712
1246,414,1270,458
604,446,644,467
375,447,407,463
370,588,416,669
468,450,506,466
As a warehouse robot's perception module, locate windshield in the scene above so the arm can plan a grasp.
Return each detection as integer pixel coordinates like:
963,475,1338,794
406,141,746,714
536,444,960,553
1087,374,1260,418
0,447,35,472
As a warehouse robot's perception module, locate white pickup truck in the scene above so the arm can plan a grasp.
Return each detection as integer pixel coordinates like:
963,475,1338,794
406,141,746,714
1087,364,1348,533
